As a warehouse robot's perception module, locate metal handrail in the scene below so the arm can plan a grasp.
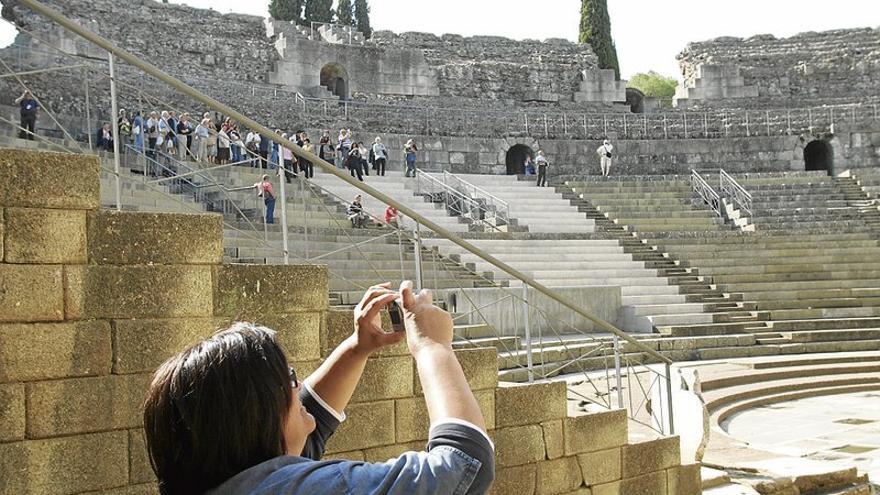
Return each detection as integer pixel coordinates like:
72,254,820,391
719,169,753,216
442,171,511,228
690,169,722,216
415,171,506,233
17,0,676,373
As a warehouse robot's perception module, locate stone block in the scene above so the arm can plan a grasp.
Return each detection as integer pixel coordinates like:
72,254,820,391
325,401,395,453
394,389,494,443
495,382,567,428
351,356,414,404
26,374,152,438
253,313,323,362
666,464,701,495
618,470,667,495
129,429,156,485
493,424,546,467
362,440,425,463
414,347,497,394
324,309,406,358
112,318,220,374
0,321,111,382
213,265,328,317
0,149,100,209
578,448,622,486
542,420,564,460
0,264,64,322
490,464,537,495
0,383,24,441
65,265,213,319
0,431,128,494
4,208,87,263
0,211,3,259
87,211,223,265
322,450,365,462
621,436,680,477
536,456,584,495
564,410,628,455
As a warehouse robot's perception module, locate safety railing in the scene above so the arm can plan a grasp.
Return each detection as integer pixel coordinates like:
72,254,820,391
441,171,512,230
690,169,722,216
5,0,685,435
719,168,753,217
414,171,508,233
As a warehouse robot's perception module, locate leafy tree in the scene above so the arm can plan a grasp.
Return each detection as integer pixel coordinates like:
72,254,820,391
269,0,303,23
353,0,372,38
579,0,620,80
628,71,678,104
335,0,354,26
304,0,334,24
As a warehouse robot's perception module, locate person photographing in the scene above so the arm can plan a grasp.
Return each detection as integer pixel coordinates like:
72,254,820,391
143,280,495,494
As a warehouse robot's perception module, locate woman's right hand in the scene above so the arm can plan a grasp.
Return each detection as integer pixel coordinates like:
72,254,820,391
399,281,453,357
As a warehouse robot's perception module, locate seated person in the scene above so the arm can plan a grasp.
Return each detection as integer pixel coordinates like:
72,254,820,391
143,281,495,494
385,205,400,229
347,194,368,228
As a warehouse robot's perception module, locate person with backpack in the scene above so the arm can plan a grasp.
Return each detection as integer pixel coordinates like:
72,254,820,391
404,139,418,178
255,174,276,224
596,139,614,177
372,137,388,176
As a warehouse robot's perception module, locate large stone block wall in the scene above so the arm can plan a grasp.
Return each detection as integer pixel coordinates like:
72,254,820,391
675,28,880,109
0,147,699,494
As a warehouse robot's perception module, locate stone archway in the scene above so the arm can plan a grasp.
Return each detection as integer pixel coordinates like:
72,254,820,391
320,63,349,100
626,88,646,114
804,139,834,175
505,144,535,175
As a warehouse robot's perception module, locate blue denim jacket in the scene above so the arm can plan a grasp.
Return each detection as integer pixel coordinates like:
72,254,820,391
208,386,495,495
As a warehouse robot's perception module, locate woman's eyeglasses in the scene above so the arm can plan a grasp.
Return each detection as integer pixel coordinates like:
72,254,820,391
289,367,299,389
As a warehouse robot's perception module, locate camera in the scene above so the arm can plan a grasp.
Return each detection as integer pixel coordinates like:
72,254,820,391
388,301,405,332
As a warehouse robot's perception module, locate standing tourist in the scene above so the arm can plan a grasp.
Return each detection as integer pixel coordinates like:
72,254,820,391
14,90,38,140
206,119,218,165
301,138,315,179
318,130,336,168
229,124,244,164
255,174,276,225
177,113,192,160
166,111,178,156
157,111,171,159
146,111,160,161
217,124,231,165
535,149,549,187
194,118,210,164
596,139,614,177
358,142,370,177
246,129,261,167
281,133,296,182
133,111,144,153
372,137,388,176
345,144,364,182
117,110,132,153
259,132,271,169
96,122,113,152
404,139,418,178
338,129,352,166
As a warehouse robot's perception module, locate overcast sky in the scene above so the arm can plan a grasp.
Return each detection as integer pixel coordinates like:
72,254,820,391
1,0,877,81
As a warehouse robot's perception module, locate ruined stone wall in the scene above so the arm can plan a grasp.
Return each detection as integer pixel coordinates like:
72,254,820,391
0,147,701,495
675,28,880,108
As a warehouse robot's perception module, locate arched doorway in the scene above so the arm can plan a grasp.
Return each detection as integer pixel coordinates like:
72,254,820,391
320,63,349,100
804,139,834,174
505,144,535,175
626,88,646,114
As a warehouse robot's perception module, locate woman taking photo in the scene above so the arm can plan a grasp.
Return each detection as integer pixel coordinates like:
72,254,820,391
144,281,495,494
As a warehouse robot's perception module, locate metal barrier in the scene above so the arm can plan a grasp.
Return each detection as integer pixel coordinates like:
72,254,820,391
691,169,722,216
719,169,753,217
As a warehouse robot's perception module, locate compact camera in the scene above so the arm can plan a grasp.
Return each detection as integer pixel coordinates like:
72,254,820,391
388,301,405,332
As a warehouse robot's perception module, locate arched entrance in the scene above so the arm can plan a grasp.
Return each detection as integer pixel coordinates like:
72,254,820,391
804,139,834,174
320,63,349,100
626,88,646,114
505,144,535,175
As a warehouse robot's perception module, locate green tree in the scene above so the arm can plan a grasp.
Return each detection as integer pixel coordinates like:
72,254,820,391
353,0,372,38
579,0,620,80
335,0,354,26
269,0,303,23
628,71,678,105
304,0,334,24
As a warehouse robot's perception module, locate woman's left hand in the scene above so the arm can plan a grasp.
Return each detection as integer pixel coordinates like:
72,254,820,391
351,282,406,355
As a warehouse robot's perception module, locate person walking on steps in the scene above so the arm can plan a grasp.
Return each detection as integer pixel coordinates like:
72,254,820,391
535,149,549,187
255,174,276,225
345,145,364,182
597,139,614,177
15,90,39,140
404,139,418,177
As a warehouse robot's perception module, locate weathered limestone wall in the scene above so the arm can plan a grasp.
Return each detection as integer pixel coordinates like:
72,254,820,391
675,28,880,109
0,147,700,495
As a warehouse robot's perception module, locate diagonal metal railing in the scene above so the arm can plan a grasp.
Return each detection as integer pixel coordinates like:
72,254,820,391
719,168,753,217
11,0,686,434
690,169,722,217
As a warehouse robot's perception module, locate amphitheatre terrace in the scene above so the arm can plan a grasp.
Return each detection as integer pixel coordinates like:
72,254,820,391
0,0,879,494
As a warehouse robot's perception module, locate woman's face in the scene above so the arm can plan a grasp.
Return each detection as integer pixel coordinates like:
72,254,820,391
283,382,316,456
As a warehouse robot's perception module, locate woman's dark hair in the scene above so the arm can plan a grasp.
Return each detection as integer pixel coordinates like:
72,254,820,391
144,323,293,494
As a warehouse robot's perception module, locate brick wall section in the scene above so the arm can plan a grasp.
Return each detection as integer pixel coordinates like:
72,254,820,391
0,147,700,494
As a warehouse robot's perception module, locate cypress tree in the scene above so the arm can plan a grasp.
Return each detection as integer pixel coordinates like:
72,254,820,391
304,0,334,24
269,0,303,23
335,0,354,26
353,0,372,38
579,0,620,80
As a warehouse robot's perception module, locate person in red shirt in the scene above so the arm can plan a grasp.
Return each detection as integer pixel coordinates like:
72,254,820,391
254,174,276,224
385,205,399,229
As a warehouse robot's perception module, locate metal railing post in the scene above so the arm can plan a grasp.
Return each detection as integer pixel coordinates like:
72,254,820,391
663,114,668,139
622,114,627,138
766,110,771,136
582,114,588,137
524,113,529,135
683,112,688,139
543,114,549,138
108,53,122,211
787,110,792,134
745,111,750,137
702,113,708,138
665,363,676,435
413,223,424,292
612,335,623,409
523,283,534,383
808,108,814,133
278,166,290,265
301,175,309,260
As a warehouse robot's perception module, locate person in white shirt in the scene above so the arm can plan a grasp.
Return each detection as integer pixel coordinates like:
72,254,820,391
596,139,614,177
535,150,549,187
246,131,261,168
372,137,388,176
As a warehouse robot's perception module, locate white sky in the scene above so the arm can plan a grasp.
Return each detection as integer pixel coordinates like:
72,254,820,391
1,0,877,81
